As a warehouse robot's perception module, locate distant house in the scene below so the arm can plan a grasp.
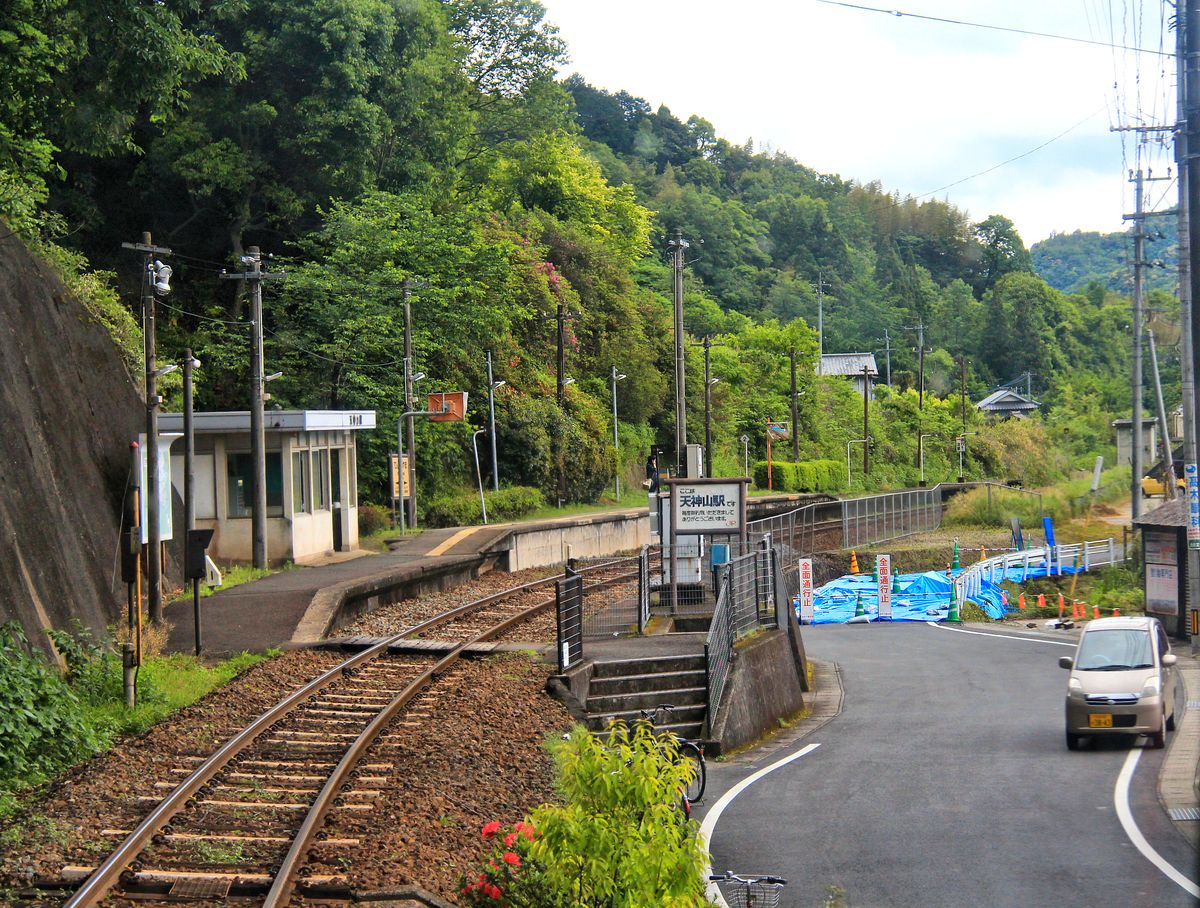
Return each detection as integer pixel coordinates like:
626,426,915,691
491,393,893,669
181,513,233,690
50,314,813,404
975,387,1041,417
818,353,878,399
1111,416,1158,468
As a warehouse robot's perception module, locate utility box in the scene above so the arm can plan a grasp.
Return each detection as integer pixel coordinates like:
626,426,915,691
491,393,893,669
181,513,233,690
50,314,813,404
686,443,705,479
185,528,215,581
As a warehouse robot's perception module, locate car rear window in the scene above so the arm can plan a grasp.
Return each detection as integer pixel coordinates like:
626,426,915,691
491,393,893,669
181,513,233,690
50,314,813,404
1076,629,1154,671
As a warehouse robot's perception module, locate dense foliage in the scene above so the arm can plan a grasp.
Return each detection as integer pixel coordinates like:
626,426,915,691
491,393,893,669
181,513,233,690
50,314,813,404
2,0,1161,507
1031,222,1178,294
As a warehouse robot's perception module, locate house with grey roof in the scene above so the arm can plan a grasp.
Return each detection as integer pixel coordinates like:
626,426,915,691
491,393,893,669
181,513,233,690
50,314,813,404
975,387,1041,418
818,353,878,399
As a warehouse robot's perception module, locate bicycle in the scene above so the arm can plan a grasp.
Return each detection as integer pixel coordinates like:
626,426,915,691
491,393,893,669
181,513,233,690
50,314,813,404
637,703,706,802
708,870,787,908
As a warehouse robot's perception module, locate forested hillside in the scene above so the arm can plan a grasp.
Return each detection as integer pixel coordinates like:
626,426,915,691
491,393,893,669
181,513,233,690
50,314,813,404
1,0,1163,509
1030,221,1178,293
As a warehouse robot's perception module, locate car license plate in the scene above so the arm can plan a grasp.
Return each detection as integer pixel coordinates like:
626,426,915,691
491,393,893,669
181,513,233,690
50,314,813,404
1089,714,1113,728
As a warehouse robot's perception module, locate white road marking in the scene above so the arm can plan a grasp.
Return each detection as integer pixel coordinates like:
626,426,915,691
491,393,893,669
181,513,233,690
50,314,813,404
926,621,1075,647
1115,748,1200,898
699,743,821,906
933,619,1199,896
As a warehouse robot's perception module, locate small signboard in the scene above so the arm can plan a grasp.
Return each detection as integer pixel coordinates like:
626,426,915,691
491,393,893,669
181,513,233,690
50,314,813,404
428,391,468,422
137,433,181,544
1145,531,1177,566
1187,463,1200,549
1146,563,1179,616
956,437,966,454
797,557,815,624
766,421,790,440
671,481,745,534
876,554,892,619
388,453,411,499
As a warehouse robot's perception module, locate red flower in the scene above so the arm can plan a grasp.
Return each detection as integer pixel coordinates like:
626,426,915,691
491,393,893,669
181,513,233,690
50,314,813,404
504,831,518,847
485,883,503,899
481,820,502,839
502,851,520,867
515,821,536,840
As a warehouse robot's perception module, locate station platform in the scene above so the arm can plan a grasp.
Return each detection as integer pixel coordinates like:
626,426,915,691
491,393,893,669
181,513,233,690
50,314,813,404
163,508,647,657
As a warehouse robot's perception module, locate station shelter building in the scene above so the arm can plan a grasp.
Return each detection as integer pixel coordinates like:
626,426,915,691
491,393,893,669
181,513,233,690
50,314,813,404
158,410,376,565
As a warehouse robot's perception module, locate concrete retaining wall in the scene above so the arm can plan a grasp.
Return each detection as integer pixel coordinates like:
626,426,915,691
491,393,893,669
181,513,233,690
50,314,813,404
493,511,649,571
709,625,808,755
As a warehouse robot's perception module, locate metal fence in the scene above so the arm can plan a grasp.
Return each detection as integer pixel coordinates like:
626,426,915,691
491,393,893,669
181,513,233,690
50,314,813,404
555,568,583,672
954,537,1121,604
840,486,941,550
571,552,646,640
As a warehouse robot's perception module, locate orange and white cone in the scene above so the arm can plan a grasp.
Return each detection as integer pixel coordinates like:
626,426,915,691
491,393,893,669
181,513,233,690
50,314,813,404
1018,592,1026,610
849,550,860,574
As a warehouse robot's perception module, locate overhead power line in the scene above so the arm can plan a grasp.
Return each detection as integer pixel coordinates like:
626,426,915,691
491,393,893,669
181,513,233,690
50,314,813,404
814,0,1174,57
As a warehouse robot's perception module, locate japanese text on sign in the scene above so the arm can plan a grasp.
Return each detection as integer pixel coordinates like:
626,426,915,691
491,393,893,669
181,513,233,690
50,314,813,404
797,557,814,623
876,554,892,619
1187,463,1200,549
672,482,743,533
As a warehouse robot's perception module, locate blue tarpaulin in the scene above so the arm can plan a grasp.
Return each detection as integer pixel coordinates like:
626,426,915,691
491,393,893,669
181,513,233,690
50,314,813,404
799,569,1008,624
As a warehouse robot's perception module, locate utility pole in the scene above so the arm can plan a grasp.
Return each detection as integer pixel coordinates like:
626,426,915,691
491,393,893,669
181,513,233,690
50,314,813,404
668,229,690,477
882,328,892,387
401,278,426,527
1129,169,1147,520
1147,330,1178,498
703,338,715,477
221,246,281,568
611,365,625,497
959,355,968,433
789,348,800,462
123,232,171,623
183,349,199,531
814,271,831,372
906,321,931,471
486,351,500,492
862,365,871,475
1178,0,1200,648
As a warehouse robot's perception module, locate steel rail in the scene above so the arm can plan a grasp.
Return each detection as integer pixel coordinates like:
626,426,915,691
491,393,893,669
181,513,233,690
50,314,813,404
63,563,635,907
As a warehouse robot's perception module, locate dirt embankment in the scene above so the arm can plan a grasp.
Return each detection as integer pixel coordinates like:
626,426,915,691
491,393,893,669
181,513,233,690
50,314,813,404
0,236,143,653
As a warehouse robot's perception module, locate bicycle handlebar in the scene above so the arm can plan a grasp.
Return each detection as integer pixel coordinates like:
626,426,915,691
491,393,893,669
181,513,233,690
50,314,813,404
708,871,787,886
638,703,675,719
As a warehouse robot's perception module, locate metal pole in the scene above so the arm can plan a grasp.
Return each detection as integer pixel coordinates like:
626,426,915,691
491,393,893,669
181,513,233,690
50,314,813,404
403,280,418,527
790,349,799,462
862,365,870,474
1131,170,1145,520
184,349,196,532
396,417,406,533
704,340,714,477
143,237,162,623
741,435,749,480
472,429,488,525
611,365,622,498
883,328,892,386
1148,330,1177,498
487,351,499,491
248,247,267,568
669,229,689,478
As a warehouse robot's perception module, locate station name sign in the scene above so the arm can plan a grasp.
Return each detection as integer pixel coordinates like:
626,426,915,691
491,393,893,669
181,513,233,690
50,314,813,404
671,480,745,534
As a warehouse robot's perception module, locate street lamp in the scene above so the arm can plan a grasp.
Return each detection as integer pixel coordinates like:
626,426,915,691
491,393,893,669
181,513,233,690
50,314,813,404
471,429,488,525
486,351,504,492
704,377,719,478
263,370,282,401
847,438,868,489
740,434,750,480
610,367,626,499
919,433,940,487
563,377,575,387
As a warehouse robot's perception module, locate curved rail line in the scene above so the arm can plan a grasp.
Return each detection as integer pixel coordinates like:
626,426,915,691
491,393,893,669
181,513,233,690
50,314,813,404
63,558,640,907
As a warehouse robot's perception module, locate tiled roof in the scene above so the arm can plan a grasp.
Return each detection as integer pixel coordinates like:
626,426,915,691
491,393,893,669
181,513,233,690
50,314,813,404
1133,496,1188,528
819,353,878,376
976,388,1040,411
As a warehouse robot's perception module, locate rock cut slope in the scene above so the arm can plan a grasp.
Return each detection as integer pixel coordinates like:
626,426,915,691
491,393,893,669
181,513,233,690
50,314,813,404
0,235,142,653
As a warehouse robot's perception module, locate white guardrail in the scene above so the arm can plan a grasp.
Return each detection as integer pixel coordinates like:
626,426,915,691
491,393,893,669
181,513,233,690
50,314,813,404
955,538,1120,604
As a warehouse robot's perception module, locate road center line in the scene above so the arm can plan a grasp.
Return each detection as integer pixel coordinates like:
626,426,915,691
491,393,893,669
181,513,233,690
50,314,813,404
1115,748,1200,898
699,743,821,906
932,619,1198,896
926,621,1075,646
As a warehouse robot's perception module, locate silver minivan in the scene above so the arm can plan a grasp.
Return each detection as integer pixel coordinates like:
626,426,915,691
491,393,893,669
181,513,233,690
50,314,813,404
1060,616,1178,750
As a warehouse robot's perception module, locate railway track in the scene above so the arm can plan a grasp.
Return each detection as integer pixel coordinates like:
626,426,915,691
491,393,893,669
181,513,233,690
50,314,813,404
58,558,640,907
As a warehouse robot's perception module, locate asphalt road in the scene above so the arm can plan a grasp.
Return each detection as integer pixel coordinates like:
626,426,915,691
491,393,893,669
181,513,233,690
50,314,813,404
703,623,1198,907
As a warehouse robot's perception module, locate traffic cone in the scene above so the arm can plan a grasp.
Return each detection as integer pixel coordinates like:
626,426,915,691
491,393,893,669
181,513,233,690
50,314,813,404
892,572,902,594
1092,605,1100,619
849,550,860,574
1037,593,1046,610
980,545,987,560
1058,593,1065,614
1018,592,1026,610
1112,607,1121,617
1073,600,1083,620
951,540,961,571
855,592,865,617
872,559,879,582
948,585,960,622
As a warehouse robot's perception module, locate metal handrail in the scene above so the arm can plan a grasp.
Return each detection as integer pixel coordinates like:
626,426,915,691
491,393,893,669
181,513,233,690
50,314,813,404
954,537,1119,603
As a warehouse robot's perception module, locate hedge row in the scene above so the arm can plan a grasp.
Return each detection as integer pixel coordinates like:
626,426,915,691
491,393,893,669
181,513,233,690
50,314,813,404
752,459,845,493
424,485,545,528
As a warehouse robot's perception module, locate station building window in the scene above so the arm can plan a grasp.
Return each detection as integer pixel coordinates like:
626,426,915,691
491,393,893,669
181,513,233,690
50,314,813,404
227,452,283,517
292,451,310,514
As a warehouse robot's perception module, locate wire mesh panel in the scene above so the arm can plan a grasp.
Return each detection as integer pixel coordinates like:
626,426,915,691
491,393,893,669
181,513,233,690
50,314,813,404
704,575,734,735
570,554,644,639
555,570,583,672
841,486,943,550
638,545,650,634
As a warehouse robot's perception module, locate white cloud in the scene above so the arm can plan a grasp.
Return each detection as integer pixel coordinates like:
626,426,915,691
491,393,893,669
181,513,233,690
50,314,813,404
543,0,1175,242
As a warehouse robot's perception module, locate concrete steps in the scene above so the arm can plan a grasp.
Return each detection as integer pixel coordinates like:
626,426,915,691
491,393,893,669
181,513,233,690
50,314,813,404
583,653,707,739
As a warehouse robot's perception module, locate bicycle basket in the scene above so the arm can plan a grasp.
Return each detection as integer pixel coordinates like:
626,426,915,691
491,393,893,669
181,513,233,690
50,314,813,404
721,881,784,908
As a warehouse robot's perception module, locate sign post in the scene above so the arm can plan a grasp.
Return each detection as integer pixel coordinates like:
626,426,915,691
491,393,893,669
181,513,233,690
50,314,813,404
876,554,892,619
667,478,749,615
797,557,814,624
1187,462,1200,550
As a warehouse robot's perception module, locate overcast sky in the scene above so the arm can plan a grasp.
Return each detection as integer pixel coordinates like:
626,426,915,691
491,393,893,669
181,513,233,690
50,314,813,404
540,0,1178,245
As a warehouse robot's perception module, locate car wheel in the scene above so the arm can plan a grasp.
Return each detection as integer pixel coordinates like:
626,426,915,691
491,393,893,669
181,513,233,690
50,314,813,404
1166,709,1176,732
1066,731,1081,751
1149,711,1167,749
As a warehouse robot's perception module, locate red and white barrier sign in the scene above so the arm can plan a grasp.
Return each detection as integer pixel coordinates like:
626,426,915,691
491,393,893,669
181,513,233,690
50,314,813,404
797,557,814,624
876,554,892,619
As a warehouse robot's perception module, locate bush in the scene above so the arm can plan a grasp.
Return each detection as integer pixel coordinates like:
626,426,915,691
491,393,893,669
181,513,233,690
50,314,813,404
753,458,845,493
357,503,391,536
461,722,708,906
424,486,546,528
